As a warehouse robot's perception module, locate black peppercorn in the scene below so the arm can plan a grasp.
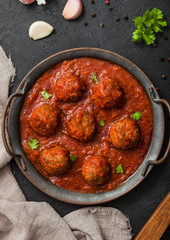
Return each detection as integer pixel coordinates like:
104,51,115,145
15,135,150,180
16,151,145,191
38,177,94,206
167,57,170,62
162,74,167,80
109,6,114,11
91,0,95,3
115,17,120,22
124,15,128,20
163,35,168,40
84,22,88,26
91,12,96,17
160,57,165,62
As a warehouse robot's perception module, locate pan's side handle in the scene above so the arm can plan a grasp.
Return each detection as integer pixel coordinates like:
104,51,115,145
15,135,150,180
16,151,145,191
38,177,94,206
2,81,28,171
141,87,170,177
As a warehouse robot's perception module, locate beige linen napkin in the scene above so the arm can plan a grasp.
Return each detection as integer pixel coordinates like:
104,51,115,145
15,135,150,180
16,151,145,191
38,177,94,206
0,46,132,240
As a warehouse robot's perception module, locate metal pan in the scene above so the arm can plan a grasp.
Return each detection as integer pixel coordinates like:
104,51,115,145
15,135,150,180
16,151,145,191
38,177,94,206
2,48,170,205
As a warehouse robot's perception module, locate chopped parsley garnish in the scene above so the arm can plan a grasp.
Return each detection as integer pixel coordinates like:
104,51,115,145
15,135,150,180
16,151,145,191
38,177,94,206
69,155,78,162
132,8,167,45
28,138,39,149
131,111,142,121
41,89,52,100
99,120,105,126
91,72,98,84
116,164,124,174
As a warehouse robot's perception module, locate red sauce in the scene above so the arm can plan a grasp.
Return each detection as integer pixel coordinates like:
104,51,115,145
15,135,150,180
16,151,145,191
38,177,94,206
20,58,153,193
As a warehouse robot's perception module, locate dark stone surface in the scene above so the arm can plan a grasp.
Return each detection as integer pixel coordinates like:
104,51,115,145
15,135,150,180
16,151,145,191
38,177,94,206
1,0,170,239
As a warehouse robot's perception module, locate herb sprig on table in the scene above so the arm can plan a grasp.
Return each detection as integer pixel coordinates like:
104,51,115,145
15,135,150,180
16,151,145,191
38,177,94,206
132,8,167,45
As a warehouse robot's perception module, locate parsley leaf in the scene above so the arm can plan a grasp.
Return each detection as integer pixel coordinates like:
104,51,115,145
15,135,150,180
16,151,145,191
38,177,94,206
152,8,167,33
91,73,98,84
142,9,154,27
134,16,144,29
132,8,167,45
131,111,142,121
116,164,124,174
99,120,105,126
28,138,39,149
132,29,143,42
69,155,78,162
142,28,155,45
41,89,52,100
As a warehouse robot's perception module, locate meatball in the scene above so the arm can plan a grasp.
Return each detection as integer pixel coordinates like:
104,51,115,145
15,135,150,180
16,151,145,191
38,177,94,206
90,78,123,109
55,73,85,102
110,117,140,149
30,104,59,137
66,110,95,141
40,145,69,175
81,156,110,186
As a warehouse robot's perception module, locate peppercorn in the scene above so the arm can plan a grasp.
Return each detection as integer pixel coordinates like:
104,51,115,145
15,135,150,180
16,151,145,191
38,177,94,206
84,22,88,26
109,6,114,11
90,0,95,3
163,35,168,40
152,43,157,47
124,15,128,20
115,17,120,22
105,0,110,5
167,57,170,62
160,57,165,62
100,23,104,28
162,74,167,80
91,12,96,17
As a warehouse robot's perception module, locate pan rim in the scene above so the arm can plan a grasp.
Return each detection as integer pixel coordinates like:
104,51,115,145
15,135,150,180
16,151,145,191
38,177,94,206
8,47,164,205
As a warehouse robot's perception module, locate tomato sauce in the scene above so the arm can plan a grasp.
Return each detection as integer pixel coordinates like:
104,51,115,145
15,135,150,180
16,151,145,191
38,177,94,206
20,58,153,193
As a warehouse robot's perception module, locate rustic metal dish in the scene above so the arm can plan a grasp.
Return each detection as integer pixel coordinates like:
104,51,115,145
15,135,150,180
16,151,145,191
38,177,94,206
2,48,170,205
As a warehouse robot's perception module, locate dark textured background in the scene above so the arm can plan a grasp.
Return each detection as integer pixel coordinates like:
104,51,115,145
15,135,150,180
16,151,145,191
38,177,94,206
0,0,170,239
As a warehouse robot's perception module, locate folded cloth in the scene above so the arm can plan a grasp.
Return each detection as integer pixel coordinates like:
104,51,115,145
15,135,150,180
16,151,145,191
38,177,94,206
0,45,132,240
0,46,15,168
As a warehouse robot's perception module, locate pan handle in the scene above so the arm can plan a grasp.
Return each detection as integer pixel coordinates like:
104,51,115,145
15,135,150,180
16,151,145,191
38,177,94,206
2,81,28,171
141,87,170,177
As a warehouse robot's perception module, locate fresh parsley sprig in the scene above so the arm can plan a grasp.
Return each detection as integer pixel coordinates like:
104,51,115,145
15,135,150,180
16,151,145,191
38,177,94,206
132,8,167,45
116,164,124,174
28,138,39,149
99,120,105,126
69,155,78,162
91,73,98,84
41,89,52,100
131,111,142,121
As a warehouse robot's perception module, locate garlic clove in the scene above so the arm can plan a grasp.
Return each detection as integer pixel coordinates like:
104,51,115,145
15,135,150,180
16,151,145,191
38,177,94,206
63,0,83,20
29,21,54,40
36,0,46,5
